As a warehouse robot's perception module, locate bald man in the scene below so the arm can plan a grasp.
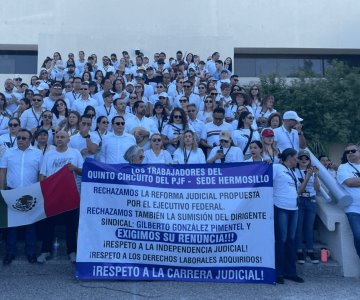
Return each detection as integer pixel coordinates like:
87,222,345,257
38,130,83,264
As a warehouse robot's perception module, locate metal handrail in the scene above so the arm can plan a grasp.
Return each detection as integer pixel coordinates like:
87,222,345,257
306,148,352,207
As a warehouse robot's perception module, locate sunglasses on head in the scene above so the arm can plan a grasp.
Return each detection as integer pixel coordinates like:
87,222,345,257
345,149,357,155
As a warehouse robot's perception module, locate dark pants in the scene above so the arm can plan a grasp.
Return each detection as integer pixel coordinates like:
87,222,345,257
38,209,79,254
274,205,298,278
346,212,360,258
296,196,317,251
5,224,36,256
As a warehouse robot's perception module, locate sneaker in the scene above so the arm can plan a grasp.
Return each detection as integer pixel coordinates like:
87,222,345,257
284,275,304,283
37,252,51,263
69,252,76,263
297,251,305,264
306,251,319,264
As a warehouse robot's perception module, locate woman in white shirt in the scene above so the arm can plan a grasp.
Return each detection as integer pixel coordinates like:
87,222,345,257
143,133,172,164
245,141,264,162
173,130,206,164
207,131,243,163
273,148,314,284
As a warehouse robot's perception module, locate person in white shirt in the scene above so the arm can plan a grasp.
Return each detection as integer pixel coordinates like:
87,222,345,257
143,133,172,164
200,107,233,156
273,148,313,284
99,116,136,164
20,94,45,131
0,129,42,265
173,130,206,164
207,131,243,163
126,101,158,149
37,130,83,264
274,111,306,152
69,115,100,160
2,79,22,114
337,144,360,258
245,140,264,162
71,82,98,115
97,56,115,77
64,77,82,108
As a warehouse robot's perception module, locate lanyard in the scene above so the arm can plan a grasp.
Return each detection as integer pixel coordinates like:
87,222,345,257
221,146,232,164
283,164,298,190
104,105,112,116
282,126,295,148
8,134,16,148
184,149,192,164
348,162,360,173
31,108,42,126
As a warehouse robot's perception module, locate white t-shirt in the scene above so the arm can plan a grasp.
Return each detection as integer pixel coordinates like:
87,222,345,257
143,149,172,164
173,148,206,164
231,128,261,155
40,147,84,177
273,164,299,210
69,132,101,159
337,162,360,213
201,122,233,147
294,168,317,197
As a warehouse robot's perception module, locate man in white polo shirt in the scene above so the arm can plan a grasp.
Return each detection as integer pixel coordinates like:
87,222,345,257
274,111,307,152
0,129,42,265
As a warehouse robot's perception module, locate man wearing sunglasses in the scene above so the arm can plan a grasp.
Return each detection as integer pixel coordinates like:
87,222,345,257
71,82,97,115
20,94,45,131
0,129,42,265
99,116,136,164
337,144,360,259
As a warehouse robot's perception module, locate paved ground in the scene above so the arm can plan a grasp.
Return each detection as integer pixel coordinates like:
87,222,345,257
1,258,360,300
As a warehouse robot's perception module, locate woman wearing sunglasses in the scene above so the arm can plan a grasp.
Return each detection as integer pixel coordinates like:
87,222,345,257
51,99,69,130
143,133,172,164
232,111,260,159
0,118,21,154
173,130,205,164
197,95,216,124
294,150,320,264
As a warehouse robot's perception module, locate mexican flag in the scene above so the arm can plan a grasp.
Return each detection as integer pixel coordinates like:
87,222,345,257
0,166,80,228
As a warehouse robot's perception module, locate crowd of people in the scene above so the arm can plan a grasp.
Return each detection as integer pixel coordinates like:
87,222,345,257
0,50,359,285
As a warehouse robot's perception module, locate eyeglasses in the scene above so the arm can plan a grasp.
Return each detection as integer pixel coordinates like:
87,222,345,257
179,99,188,103
173,115,182,119
16,136,28,141
159,97,165,99
8,123,19,127
14,78,22,81
129,97,137,99
178,81,184,84
247,116,254,120
151,138,162,142
157,86,164,88
205,100,213,103
233,79,239,82
42,115,52,119
184,85,191,88
33,99,42,102
187,110,196,113
211,93,218,96
114,121,125,126
199,87,206,89
56,103,65,107
87,114,95,117
220,139,229,143
81,122,91,126
80,88,89,90
101,121,109,124
345,149,358,155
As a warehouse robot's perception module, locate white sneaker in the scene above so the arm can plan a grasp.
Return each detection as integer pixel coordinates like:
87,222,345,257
37,252,51,263
69,252,76,263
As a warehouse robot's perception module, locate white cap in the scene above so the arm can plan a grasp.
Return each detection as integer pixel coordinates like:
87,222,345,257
159,92,169,98
283,111,303,122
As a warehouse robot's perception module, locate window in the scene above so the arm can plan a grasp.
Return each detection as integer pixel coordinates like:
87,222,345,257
234,54,360,77
0,50,38,74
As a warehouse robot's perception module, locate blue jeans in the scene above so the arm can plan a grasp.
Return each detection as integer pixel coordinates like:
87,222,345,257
346,212,360,258
5,224,36,256
296,196,317,251
274,205,298,277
